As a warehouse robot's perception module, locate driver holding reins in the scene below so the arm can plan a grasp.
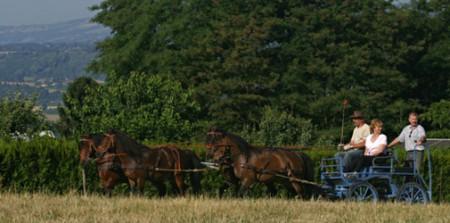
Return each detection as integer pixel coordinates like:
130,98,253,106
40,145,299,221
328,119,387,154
335,111,370,172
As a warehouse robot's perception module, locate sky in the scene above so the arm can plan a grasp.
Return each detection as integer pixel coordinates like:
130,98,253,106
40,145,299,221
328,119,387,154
0,0,103,26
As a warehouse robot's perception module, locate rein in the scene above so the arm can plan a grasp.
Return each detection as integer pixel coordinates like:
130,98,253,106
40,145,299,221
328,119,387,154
208,144,234,166
95,152,128,164
154,147,184,174
241,163,321,187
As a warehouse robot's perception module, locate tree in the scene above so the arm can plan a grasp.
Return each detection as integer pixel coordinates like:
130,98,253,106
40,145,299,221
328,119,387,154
256,107,313,146
58,73,199,141
422,100,450,129
0,94,46,137
58,77,101,136
88,0,450,139
97,73,200,141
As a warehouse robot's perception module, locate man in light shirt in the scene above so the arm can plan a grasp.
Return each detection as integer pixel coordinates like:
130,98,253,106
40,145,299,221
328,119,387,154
336,111,370,172
388,112,426,171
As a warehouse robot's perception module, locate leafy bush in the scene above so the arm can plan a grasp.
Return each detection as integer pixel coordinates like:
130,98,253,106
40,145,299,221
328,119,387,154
0,94,47,137
59,73,200,141
0,138,88,193
240,107,313,146
427,130,450,138
423,100,450,129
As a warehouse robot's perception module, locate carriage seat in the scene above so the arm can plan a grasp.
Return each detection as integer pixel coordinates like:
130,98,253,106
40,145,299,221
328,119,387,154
370,149,394,172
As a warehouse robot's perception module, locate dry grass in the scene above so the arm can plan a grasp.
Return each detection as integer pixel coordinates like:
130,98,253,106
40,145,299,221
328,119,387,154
0,193,449,223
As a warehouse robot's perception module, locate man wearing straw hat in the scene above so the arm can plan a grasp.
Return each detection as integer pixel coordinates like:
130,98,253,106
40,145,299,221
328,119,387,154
336,111,370,172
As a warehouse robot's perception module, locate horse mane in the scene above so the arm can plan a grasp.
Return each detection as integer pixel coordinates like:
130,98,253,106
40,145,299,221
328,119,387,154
80,133,104,147
212,128,253,155
108,130,147,158
90,133,105,146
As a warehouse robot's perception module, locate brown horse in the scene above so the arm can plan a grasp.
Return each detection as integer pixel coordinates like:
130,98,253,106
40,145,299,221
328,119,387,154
206,127,315,198
96,130,202,196
79,134,128,196
150,145,203,195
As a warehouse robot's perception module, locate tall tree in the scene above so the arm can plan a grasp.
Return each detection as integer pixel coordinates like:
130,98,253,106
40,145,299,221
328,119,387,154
58,77,101,136
88,0,450,136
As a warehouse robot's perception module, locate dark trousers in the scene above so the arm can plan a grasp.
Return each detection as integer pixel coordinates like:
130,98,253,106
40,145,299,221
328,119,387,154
354,156,375,172
335,149,364,172
406,150,424,172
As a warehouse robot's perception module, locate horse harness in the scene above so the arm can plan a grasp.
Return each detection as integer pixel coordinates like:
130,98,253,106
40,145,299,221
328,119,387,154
152,147,182,175
208,142,319,185
80,137,129,173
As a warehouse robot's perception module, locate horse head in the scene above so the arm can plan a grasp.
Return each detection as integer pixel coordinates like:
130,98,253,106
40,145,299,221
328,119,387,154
79,134,99,168
96,131,117,155
206,127,242,163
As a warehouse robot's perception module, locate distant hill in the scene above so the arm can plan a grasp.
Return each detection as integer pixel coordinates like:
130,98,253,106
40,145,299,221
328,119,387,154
0,18,110,44
0,18,108,112
0,42,101,111
0,42,98,81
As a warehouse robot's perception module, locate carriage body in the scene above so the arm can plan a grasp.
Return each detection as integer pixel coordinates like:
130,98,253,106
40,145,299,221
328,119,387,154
319,147,432,203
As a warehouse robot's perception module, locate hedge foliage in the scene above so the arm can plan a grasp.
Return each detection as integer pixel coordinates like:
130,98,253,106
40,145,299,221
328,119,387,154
0,138,448,202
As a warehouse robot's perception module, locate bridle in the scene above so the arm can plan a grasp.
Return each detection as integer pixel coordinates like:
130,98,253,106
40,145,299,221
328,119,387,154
206,131,234,165
80,134,129,178
79,138,103,160
80,134,126,163
99,133,115,153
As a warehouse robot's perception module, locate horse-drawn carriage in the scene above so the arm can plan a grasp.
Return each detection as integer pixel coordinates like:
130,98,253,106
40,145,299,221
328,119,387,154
319,146,432,203
80,128,433,203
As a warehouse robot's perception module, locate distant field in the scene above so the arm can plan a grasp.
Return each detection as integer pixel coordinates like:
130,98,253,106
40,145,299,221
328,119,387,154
0,193,449,223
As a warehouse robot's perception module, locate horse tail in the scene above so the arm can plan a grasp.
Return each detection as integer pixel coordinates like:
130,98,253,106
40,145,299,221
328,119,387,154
296,151,322,199
188,150,203,195
297,151,314,182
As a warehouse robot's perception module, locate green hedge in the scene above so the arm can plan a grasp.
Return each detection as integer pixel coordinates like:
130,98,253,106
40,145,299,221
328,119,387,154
0,138,448,202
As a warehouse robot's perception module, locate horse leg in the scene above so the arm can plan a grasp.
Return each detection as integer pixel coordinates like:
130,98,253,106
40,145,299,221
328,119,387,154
136,177,145,196
100,171,118,197
174,174,186,196
128,179,137,196
219,183,230,198
232,183,241,197
190,153,203,195
238,185,250,198
104,180,117,197
238,178,253,198
100,177,112,197
266,182,277,197
169,178,179,195
190,172,202,195
290,181,304,199
152,180,166,197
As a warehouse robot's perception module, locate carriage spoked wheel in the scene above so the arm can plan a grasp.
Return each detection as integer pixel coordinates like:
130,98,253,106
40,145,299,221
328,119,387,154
396,182,429,204
346,182,379,202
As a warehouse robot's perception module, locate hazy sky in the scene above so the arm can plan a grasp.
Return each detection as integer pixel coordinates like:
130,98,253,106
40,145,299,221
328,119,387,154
0,0,103,26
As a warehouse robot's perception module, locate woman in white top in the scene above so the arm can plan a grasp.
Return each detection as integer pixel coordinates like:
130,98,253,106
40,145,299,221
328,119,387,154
355,119,387,171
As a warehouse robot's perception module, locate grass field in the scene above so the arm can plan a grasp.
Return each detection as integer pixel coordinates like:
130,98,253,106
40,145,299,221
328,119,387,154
0,193,449,223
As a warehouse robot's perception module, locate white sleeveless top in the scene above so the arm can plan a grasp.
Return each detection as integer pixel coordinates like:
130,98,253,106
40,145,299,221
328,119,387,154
365,134,387,156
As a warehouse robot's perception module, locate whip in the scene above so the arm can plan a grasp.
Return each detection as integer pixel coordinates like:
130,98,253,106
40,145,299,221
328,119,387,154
339,99,349,146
